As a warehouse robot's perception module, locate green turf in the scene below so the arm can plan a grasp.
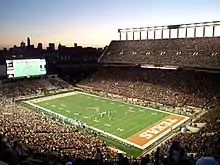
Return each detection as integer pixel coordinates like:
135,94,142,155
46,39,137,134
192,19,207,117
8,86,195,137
34,92,169,139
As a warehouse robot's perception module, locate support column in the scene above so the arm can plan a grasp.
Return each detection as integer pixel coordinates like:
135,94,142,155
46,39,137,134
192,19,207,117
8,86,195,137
140,31,142,40
146,31,148,39
194,27,197,37
203,26,206,37
133,31,135,40
161,30,164,39
169,29,171,39
212,26,215,37
177,29,179,38
185,28,188,38
126,32,128,40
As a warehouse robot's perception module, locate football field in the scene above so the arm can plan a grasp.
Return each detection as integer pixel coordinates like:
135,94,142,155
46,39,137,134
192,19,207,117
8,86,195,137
25,91,189,150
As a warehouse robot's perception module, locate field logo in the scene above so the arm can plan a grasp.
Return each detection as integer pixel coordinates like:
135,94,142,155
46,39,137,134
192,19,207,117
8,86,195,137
127,115,186,147
139,118,177,139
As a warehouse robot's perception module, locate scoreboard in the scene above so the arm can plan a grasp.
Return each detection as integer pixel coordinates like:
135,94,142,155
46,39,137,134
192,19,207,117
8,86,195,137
6,59,46,78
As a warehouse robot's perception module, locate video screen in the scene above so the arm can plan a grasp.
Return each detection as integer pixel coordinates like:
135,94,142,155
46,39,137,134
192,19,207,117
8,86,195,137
6,59,46,78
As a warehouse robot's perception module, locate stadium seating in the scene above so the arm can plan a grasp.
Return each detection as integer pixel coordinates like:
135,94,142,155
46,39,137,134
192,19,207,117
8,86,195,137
78,67,220,108
0,75,220,164
99,37,220,68
78,67,220,157
0,79,117,164
0,78,73,99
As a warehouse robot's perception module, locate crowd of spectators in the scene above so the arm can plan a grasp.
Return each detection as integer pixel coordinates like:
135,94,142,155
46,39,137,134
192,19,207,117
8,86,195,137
0,78,73,99
0,68,220,164
100,37,220,68
0,99,116,164
78,66,220,158
78,67,220,109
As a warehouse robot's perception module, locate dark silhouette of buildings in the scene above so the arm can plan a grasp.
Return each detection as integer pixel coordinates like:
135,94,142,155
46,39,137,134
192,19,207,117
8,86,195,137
27,37,30,47
48,43,55,51
37,43,43,50
20,41,25,48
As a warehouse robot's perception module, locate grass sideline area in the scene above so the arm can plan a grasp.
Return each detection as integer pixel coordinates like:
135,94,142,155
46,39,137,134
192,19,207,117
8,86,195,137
23,91,189,157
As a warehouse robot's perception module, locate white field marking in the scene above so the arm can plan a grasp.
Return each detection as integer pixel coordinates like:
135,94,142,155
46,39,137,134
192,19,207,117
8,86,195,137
141,116,189,149
61,104,66,107
45,103,49,105
74,113,79,116
83,116,88,119
139,110,144,112
94,120,99,122
51,105,56,107
105,124,111,127
86,96,91,99
117,128,124,132
77,91,188,118
29,91,79,103
110,102,115,104
101,100,106,102
66,110,70,113
119,104,124,107
129,107,133,109
86,107,100,110
59,107,63,110
151,112,157,115
94,98,98,101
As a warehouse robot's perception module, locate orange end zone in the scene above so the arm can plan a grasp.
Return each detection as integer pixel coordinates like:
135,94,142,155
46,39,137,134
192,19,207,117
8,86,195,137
127,115,186,147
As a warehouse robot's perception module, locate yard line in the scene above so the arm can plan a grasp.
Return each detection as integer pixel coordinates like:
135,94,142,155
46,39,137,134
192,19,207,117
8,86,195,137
117,128,124,132
105,124,111,127
79,91,187,117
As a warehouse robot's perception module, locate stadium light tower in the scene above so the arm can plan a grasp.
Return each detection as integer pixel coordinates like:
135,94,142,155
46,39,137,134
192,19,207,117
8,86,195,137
118,21,220,40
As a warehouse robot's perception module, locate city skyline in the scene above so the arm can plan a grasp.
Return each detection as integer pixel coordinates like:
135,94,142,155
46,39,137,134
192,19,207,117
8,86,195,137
0,0,220,49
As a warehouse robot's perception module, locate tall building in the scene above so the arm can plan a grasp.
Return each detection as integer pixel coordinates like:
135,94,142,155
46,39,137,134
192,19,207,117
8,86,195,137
49,43,55,50
37,43,43,50
20,41,25,48
27,37,30,47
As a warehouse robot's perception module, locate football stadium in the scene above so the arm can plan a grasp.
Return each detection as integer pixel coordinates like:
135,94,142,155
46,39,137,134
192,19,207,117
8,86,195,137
1,19,220,165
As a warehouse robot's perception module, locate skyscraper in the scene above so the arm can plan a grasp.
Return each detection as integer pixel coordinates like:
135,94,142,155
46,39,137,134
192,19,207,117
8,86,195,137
49,43,55,50
27,37,30,47
20,41,25,48
37,43,43,50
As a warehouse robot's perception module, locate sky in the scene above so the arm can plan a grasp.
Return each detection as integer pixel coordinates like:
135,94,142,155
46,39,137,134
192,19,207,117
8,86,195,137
0,0,220,49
